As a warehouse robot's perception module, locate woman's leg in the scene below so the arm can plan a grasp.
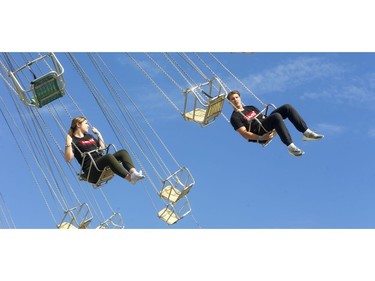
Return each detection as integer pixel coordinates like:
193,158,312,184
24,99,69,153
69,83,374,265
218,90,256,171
86,166,102,183
97,150,144,184
95,154,129,179
112,149,135,172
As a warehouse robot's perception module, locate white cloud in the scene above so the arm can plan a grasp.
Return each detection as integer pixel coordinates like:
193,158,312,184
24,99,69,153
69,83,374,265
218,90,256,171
243,56,344,95
238,55,375,107
302,79,375,105
301,69,375,105
118,53,163,77
316,123,346,136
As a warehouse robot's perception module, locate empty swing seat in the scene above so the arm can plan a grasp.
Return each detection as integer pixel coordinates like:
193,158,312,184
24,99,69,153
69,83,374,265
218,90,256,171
183,77,228,127
184,94,226,125
159,167,195,203
184,108,206,123
158,207,181,225
160,185,182,203
58,219,93,229
96,212,125,229
30,71,65,108
58,222,78,229
158,195,192,225
58,203,93,229
158,200,192,225
8,52,66,108
160,184,193,203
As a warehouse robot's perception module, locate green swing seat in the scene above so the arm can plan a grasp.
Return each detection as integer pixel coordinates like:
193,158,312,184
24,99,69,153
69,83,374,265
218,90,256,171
8,52,66,108
30,71,65,108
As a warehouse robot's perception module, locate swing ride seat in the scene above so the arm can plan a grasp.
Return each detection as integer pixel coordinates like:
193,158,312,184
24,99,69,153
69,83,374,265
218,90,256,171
58,203,93,229
160,185,186,203
58,222,78,229
158,207,181,225
77,144,117,188
158,199,192,225
58,219,93,229
93,166,115,188
183,94,226,126
79,166,115,188
159,180,193,203
96,212,125,229
30,71,65,108
183,77,228,127
78,218,93,229
247,103,278,147
159,167,195,204
8,52,66,108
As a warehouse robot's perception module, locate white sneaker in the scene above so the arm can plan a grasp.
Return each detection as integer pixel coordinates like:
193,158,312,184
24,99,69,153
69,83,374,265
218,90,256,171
288,146,305,157
303,131,324,141
130,170,145,185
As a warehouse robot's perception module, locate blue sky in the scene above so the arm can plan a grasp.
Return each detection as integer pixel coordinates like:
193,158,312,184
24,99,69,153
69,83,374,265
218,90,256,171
1,50,374,279
1,2,375,280
1,52,374,229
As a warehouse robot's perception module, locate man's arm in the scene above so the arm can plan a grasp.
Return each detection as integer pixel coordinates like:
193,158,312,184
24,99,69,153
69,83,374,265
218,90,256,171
236,126,259,141
236,126,275,142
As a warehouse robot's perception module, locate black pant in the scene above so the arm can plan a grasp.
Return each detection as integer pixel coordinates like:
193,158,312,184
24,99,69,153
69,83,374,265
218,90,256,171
87,149,135,183
259,104,308,146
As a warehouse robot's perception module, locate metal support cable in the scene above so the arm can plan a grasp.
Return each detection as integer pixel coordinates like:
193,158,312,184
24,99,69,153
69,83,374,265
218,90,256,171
127,53,182,114
209,52,267,107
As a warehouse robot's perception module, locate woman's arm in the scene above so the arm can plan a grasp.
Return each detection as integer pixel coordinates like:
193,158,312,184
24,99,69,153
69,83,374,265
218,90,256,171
92,127,105,149
64,134,74,162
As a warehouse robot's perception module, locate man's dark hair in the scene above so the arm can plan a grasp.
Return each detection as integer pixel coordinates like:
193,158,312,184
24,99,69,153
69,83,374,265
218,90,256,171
227,90,240,100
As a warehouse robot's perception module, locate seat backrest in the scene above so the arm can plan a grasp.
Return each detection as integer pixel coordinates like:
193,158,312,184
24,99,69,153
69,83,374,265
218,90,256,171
30,71,66,108
204,94,226,122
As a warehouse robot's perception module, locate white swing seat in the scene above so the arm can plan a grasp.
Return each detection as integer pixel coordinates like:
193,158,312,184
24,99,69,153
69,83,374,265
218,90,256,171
183,77,227,127
160,185,181,203
58,203,93,229
160,184,193,203
184,94,226,125
58,219,92,229
78,218,93,229
58,222,78,229
158,207,180,225
96,212,125,229
159,167,195,203
158,196,192,225
184,108,206,123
